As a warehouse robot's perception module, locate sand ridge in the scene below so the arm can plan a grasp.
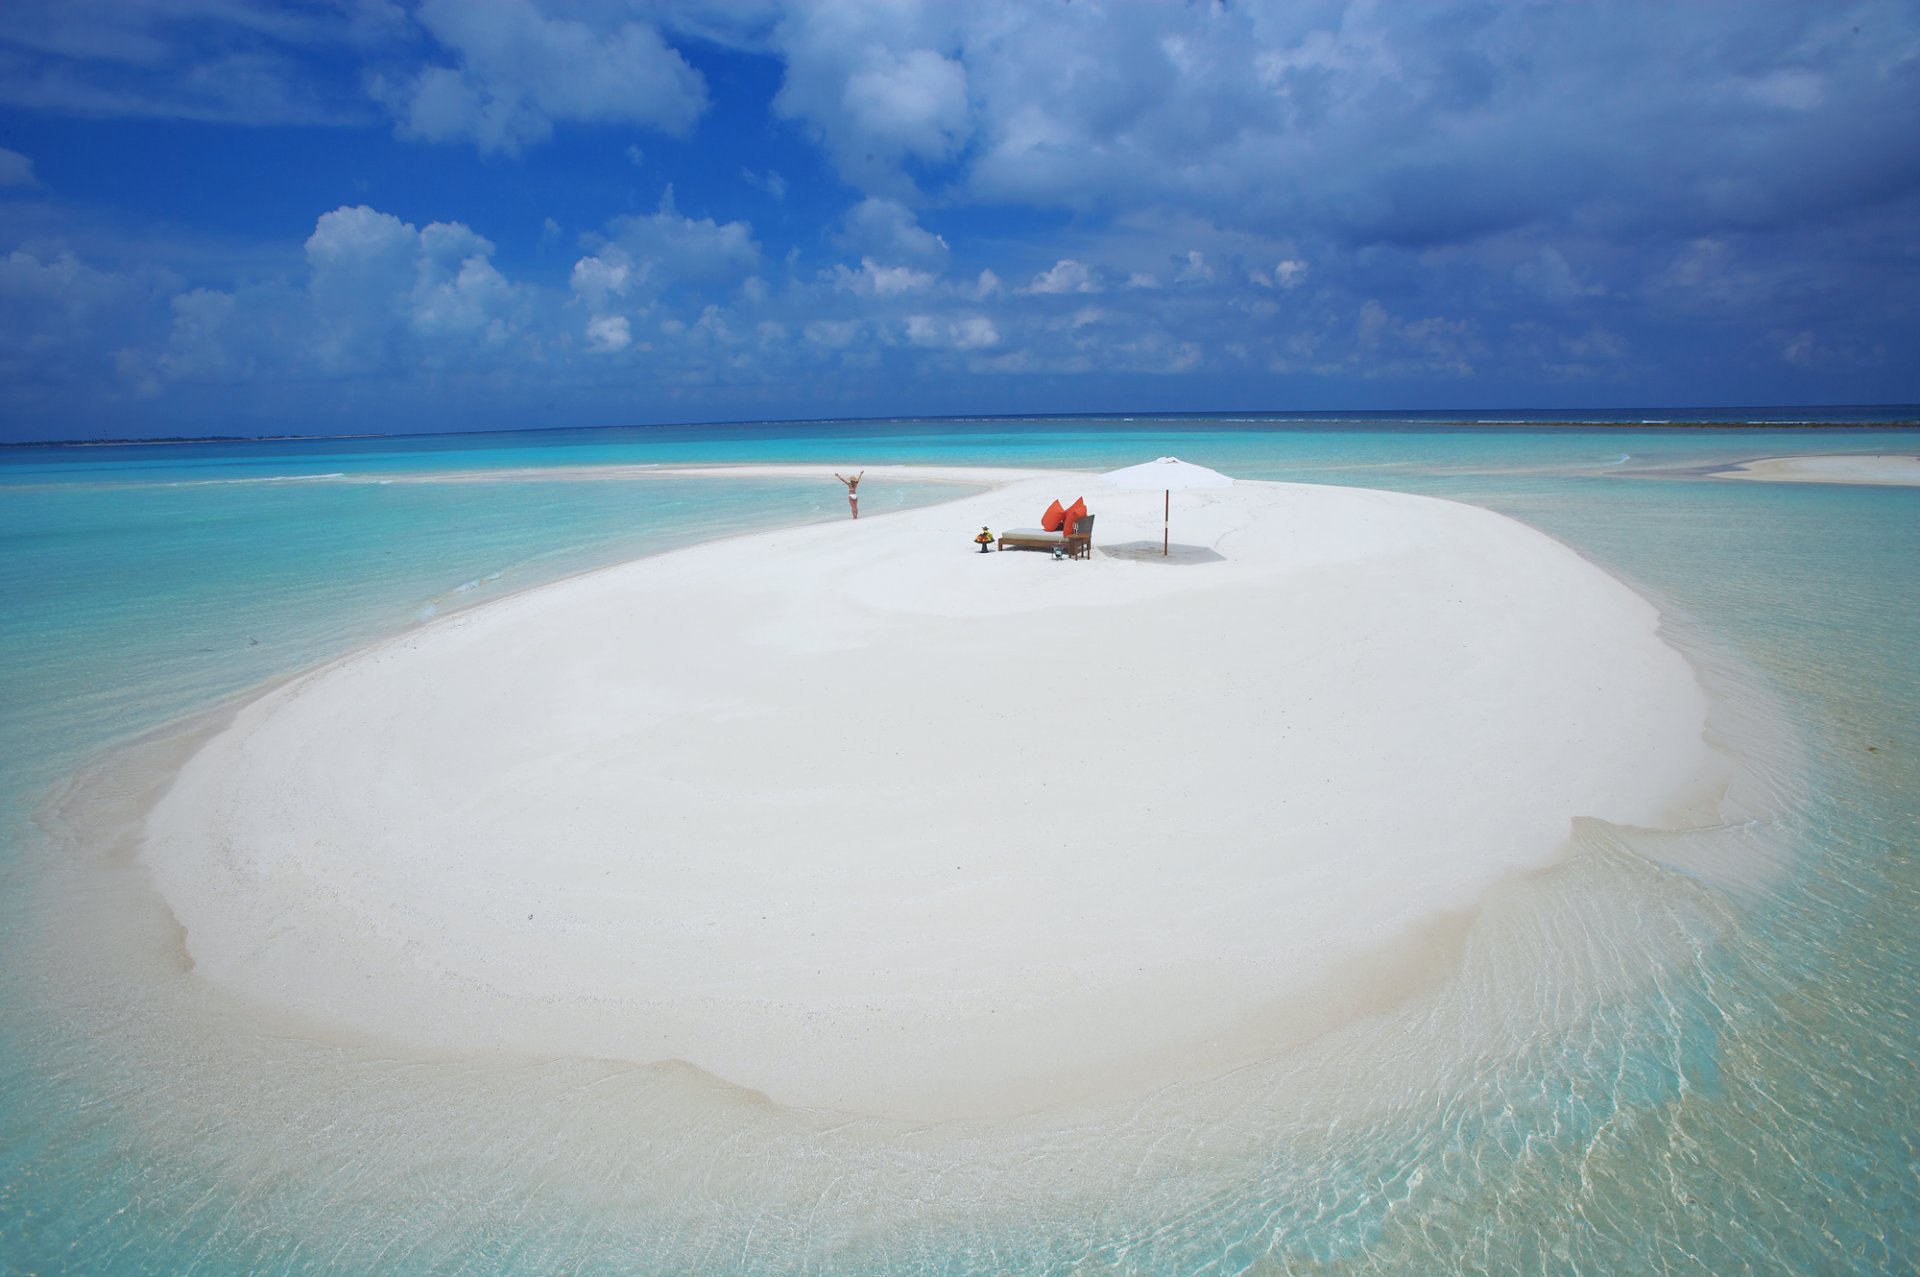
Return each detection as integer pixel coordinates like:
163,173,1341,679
140,469,1729,1118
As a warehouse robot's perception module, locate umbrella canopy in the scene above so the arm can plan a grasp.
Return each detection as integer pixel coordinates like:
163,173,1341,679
1101,456,1234,555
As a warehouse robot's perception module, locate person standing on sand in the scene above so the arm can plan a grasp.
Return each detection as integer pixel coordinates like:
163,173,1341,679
835,470,864,519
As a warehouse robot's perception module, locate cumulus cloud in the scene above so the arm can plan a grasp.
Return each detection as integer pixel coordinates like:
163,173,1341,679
569,252,643,311
1024,258,1100,295
111,204,526,387
770,6,973,192
554,192,762,362
412,255,513,341
843,50,969,157
154,287,255,383
0,246,178,391
585,313,632,353
378,0,707,153
1250,259,1308,289
594,188,760,289
905,313,998,350
301,205,522,370
832,257,936,298
838,198,948,267
560,188,756,328
1354,299,1481,376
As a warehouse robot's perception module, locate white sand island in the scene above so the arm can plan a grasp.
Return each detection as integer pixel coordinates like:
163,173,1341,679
141,469,1728,1120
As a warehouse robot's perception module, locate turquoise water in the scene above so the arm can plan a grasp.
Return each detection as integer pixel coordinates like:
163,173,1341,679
1,418,1916,1273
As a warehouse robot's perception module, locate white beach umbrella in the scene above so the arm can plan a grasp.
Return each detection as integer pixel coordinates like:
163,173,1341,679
1101,456,1235,555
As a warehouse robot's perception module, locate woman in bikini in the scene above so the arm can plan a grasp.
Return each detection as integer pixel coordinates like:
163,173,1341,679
834,470,864,519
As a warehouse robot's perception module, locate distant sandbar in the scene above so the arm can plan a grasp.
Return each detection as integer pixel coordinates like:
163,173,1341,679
1711,454,1920,486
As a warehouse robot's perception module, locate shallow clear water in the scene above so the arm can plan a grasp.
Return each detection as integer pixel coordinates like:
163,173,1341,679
1,417,1916,1274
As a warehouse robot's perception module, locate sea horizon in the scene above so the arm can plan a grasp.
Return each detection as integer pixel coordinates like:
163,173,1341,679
7,401,1919,450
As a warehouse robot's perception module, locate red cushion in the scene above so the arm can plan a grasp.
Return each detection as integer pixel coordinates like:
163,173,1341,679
1040,499,1066,532
1061,497,1088,535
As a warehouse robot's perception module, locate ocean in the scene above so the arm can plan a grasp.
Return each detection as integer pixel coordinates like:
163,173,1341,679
1,414,1915,1274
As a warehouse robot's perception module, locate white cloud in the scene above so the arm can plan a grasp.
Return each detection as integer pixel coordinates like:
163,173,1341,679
156,288,252,381
838,197,948,267
0,248,126,309
843,49,970,160
380,0,707,154
1251,258,1308,289
306,203,418,269
1024,258,1100,295
905,313,998,350
569,251,642,310
4,206,521,408
832,257,936,297
1352,298,1480,375
301,207,417,371
412,255,512,341
770,8,973,191
599,188,760,289
302,204,522,372
586,313,632,353
0,247,178,391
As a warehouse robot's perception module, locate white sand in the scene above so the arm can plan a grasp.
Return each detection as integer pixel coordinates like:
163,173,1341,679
141,468,1728,1119
1711,453,1920,486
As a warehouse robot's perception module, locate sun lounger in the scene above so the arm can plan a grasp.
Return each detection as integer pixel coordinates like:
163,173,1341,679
998,514,1095,558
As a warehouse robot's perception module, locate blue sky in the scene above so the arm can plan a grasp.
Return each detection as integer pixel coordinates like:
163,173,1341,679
1,1,1916,441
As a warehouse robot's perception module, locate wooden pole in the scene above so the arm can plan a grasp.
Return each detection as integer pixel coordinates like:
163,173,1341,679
1163,488,1170,555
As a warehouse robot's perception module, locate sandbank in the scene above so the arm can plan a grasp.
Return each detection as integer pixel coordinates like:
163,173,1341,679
140,467,1728,1119
1710,453,1920,486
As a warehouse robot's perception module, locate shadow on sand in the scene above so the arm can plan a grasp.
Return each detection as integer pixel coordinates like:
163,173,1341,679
1097,540,1227,564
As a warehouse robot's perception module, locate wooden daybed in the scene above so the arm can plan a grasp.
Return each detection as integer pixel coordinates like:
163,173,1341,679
998,514,1095,559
